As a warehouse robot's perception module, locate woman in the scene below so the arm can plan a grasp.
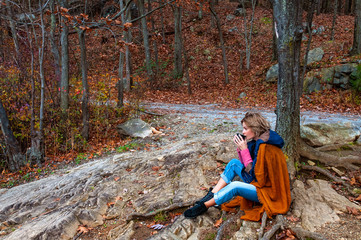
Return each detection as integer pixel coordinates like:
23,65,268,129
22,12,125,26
184,112,290,219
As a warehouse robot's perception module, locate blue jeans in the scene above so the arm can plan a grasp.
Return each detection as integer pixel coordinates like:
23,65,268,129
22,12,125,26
214,159,259,205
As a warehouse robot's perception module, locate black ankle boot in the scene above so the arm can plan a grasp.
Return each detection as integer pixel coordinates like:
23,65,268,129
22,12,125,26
195,188,214,204
184,202,208,219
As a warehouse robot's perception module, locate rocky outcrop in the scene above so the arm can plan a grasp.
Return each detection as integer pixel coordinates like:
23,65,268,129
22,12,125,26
303,63,358,93
292,179,361,232
266,48,325,83
0,115,359,239
301,122,361,147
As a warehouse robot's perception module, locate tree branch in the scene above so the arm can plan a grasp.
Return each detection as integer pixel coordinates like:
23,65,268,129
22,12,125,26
300,164,357,196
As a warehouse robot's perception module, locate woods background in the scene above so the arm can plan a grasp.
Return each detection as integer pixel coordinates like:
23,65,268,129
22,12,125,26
1,0,361,180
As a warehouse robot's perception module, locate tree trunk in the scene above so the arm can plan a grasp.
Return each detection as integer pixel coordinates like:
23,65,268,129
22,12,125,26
331,0,338,40
118,51,125,108
183,34,191,95
78,30,89,140
160,0,166,44
239,0,257,70
148,0,159,82
60,0,69,119
198,1,203,19
138,0,152,79
351,0,361,55
272,16,278,61
273,0,304,179
5,0,20,66
173,5,183,78
49,0,61,98
0,99,25,172
124,0,133,91
38,0,46,163
209,3,229,84
301,0,316,83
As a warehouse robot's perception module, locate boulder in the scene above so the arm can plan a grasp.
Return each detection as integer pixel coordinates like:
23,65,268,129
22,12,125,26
265,63,279,83
292,179,361,232
117,118,152,138
301,122,360,147
234,8,246,17
303,63,358,93
306,47,324,65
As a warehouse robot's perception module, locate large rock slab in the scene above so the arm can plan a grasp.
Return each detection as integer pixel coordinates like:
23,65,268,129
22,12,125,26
301,122,360,147
292,179,361,232
0,135,229,240
117,118,153,138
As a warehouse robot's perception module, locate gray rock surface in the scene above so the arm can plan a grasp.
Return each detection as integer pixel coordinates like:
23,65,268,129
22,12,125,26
292,179,361,232
301,122,360,147
306,47,324,65
117,118,153,138
1,104,360,239
303,63,358,93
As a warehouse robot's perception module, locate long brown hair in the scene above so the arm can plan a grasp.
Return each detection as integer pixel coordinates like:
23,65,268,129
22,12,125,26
241,112,270,138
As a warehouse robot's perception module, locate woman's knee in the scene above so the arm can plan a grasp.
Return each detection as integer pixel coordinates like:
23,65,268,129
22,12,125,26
227,159,244,168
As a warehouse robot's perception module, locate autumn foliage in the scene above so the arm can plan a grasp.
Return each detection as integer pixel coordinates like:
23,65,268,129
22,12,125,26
0,1,360,186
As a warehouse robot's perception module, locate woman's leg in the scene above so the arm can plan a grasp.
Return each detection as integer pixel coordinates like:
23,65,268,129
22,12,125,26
185,182,258,218
211,178,227,193
213,181,259,205
198,159,245,203
219,159,246,186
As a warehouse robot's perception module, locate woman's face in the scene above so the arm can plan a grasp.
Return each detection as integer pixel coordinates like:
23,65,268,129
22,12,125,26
242,122,256,140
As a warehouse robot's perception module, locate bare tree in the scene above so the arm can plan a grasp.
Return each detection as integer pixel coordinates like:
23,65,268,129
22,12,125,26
5,0,21,66
138,0,152,79
209,1,229,84
238,0,257,70
0,99,26,172
60,0,69,119
331,0,338,40
351,0,361,55
173,4,183,78
49,0,61,95
272,0,304,177
78,29,89,140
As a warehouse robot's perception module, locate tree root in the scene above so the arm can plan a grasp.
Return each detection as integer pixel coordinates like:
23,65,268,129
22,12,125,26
300,164,357,196
126,200,195,221
259,215,328,240
289,227,328,240
260,215,285,240
316,143,357,152
300,140,361,170
258,212,268,240
215,212,236,240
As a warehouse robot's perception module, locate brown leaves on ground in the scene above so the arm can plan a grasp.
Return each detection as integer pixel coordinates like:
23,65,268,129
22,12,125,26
346,206,361,216
286,215,300,222
214,217,223,228
77,225,93,234
276,229,296,240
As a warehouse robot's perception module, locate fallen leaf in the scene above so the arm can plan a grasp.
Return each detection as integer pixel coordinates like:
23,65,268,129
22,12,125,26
286,215,300,222
355,194,361,201
77,225,91,234
114,176,120,181
346,206,360,215
350,177,357,185
152,166,160,171
214,217,223,227
107,202,115,207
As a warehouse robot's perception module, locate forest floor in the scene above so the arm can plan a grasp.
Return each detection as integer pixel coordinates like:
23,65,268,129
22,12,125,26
1,2,361,238
71,106,361,240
